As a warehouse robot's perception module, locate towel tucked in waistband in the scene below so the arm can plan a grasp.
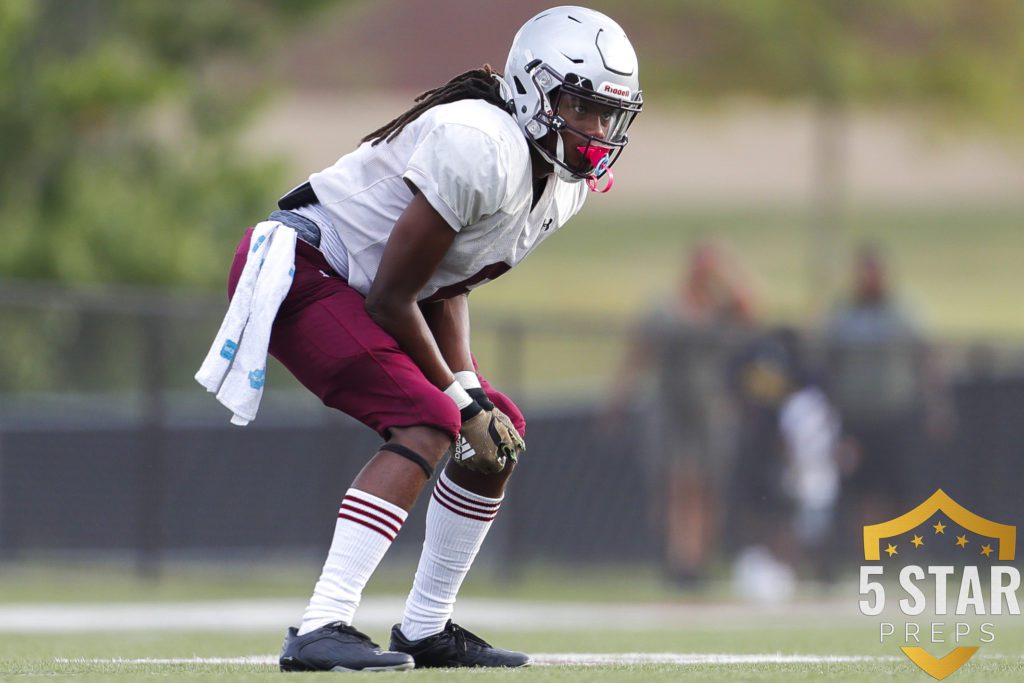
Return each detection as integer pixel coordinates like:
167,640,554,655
195,220,297,426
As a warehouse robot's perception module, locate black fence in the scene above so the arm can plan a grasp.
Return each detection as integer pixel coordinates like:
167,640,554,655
1,282,1022,579
0,406,655,572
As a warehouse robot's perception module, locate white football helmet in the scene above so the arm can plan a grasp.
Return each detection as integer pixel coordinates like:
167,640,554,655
503,6,643,184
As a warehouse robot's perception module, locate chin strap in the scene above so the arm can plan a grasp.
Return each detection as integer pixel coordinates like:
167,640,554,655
491,74,516,115
546,131,580,183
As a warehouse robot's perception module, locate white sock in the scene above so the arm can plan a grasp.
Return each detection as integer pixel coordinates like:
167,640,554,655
400,470,502,641
298,488,407,635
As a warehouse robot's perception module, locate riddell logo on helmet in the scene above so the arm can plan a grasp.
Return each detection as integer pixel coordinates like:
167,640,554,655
599,82,631,99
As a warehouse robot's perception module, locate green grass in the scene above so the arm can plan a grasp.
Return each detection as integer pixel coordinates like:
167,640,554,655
2,624,1023,681
2,564,1023,681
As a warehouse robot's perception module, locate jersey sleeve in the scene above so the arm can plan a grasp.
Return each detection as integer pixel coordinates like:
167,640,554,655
404,123,509,231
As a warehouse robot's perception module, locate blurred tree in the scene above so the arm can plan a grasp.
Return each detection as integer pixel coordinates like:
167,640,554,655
593,0,1024,312
0,0,341,288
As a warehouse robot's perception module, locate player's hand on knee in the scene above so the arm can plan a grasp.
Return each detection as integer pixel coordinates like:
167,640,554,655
453,406,513,473
465,386,525,459
489,407,525,462
444,378,524,473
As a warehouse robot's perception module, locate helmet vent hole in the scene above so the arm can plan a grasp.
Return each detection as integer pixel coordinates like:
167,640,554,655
513,76,528,95
521,105,527,113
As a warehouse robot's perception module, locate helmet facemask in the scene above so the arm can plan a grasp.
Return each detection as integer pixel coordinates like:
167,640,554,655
525,64,642,189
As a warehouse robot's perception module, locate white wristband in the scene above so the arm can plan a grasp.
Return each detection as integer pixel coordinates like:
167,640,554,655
454,370,481,391
443,380,474,410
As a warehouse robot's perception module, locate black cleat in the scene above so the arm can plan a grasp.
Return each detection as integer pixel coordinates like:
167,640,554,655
389,620,530,668
279,621,414,672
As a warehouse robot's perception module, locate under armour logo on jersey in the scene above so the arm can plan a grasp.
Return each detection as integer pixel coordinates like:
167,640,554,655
318,269,331,278
542,218,554,231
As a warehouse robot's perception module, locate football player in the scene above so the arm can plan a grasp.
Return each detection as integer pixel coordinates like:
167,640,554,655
231,6,642,671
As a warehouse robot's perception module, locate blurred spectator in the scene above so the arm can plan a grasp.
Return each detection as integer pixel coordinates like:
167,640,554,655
673,240,757,326
825,244,953,543
725,327,841,599
606,241,755,586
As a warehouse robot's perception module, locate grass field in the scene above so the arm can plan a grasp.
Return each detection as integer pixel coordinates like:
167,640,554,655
3,564,1023,682
4,629,1023,682
5,614,1024,681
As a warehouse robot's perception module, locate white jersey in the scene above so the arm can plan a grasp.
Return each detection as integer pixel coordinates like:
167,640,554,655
305,99,588,302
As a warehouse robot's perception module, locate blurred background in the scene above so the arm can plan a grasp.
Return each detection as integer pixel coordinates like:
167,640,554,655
1,0,1022,607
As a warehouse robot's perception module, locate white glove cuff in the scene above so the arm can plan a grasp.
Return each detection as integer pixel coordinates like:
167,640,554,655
443,380,474,410
454,370,482,391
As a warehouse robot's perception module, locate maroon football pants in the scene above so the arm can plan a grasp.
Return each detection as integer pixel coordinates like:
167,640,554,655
227,228,525,440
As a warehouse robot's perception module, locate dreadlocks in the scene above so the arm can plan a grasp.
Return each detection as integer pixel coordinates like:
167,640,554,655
361,65,513,146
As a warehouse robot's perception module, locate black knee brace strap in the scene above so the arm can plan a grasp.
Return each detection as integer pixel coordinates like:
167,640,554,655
379,443,434,479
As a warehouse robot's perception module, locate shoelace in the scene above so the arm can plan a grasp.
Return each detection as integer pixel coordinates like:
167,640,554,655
448,623,491,654
325,622,380,649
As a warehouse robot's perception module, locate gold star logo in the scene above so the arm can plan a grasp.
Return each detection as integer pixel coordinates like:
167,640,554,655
861,490,1019,682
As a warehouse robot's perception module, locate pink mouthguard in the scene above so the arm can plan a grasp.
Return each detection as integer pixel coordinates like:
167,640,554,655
578,145,614,193
579,145,611,169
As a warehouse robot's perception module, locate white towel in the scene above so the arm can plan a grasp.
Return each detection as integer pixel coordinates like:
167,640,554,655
195,221,297,425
